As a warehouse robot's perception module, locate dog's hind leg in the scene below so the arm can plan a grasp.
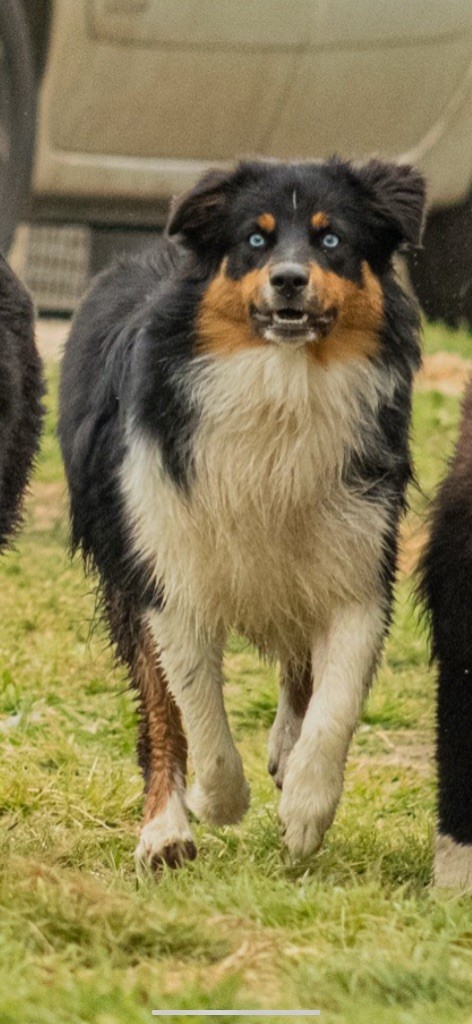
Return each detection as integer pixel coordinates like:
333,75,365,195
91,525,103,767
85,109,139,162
148,606,250,826
268,655,312,790
134,628,198,872
105,588,196,872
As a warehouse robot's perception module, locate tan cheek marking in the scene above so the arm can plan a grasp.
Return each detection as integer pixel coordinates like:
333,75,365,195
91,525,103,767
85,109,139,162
311,212,329,231
240,264,270,307
196,260,268,355
257,213,276,233
308,261,383,366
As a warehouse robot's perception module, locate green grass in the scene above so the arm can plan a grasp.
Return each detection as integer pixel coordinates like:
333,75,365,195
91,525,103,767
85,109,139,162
421,320,472,358
1,325,472,1024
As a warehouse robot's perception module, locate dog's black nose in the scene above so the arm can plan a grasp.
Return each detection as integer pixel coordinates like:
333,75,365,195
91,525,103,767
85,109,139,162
269,262,309,297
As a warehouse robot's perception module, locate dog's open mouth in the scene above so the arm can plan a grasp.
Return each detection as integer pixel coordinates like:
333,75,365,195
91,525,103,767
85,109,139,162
250,305,337,344
273,309,309,328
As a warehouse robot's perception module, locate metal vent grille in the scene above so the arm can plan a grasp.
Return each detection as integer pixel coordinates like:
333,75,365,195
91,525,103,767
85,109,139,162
10,223,91,314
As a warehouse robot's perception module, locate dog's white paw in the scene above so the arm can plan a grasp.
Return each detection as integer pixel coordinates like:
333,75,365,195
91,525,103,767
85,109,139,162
186,758,250,825
135,792,197,874
435,833,472,890
268,712,303,790
279,746,343,858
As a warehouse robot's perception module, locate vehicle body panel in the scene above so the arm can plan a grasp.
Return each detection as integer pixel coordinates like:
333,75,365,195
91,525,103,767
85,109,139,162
31,0,472,224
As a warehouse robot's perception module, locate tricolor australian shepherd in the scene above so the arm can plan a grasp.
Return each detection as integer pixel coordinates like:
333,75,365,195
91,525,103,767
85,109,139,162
0,256,43,552
59,158,425,872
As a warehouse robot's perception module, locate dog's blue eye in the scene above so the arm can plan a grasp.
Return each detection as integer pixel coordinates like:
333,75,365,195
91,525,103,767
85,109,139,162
249,233,266,248
322,233,340,249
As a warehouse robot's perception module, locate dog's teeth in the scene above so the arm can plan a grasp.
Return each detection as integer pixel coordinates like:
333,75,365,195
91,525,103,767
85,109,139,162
273,313,308,325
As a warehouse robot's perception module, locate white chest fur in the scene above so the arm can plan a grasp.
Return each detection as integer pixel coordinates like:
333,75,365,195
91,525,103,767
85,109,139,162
122,348,394,659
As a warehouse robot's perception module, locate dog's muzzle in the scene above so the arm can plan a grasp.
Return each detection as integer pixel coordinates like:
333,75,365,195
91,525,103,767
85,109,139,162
250,261,337,346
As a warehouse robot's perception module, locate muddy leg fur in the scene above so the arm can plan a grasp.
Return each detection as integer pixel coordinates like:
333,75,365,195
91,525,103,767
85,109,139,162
268,655,312,790
104,587,196,871
420,381,472,890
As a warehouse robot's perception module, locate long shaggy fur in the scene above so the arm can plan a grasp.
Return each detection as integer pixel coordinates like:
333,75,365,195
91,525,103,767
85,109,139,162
59,157,425,871
0,256,44,550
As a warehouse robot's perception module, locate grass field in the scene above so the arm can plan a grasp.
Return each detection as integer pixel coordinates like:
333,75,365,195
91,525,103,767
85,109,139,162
1,324,472,1024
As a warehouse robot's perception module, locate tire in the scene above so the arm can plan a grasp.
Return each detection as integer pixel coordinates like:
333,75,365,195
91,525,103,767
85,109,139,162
408,190,472,330
0,0,36,255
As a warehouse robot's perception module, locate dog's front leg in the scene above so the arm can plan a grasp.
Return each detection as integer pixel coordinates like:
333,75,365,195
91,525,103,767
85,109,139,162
148,607,250,826
279,601,386,858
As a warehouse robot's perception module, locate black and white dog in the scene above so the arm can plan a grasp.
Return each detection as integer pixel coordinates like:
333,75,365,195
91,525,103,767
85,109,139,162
59,158,425,872
0,255,43,552
420,382,472,889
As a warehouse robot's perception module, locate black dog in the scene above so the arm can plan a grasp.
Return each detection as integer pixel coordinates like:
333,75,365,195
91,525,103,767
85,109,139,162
420,382,472,889
0,255,43,551
59,158,425,872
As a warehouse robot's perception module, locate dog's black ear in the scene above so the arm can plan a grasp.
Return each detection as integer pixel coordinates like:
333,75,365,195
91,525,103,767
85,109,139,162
351,159,427,250
167,169,237,250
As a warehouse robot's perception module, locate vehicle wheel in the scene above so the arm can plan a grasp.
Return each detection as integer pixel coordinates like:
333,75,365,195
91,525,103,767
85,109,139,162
0,0,36,254
408,191,472,330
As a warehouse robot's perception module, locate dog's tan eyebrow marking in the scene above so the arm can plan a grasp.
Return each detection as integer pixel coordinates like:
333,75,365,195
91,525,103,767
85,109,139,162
311,211,330,230
257,213,276,233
